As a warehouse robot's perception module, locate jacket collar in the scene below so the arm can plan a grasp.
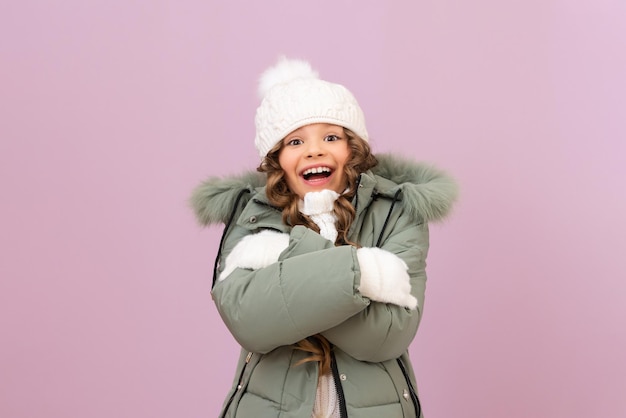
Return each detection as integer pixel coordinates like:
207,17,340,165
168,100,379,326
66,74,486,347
236,171,381,233
190,153,458,226
236,188,289,233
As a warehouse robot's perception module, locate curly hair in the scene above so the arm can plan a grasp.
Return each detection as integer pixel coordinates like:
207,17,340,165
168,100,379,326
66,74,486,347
258,128,377,245
257,127,377,375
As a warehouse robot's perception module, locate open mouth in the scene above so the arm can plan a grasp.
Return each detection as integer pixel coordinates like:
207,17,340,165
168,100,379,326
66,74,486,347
301,166,333,181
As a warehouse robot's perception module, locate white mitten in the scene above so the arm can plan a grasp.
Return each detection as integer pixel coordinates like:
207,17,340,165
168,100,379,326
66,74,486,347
219,230,289,281
356,247,418,310
299,189,340,242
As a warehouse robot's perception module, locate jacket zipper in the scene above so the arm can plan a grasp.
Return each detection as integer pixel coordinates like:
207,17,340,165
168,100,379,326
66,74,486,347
330,352,348,418
376,189,401,248
396,358,421,418
353,174,362,212
213,189,250,289
219,352,253,418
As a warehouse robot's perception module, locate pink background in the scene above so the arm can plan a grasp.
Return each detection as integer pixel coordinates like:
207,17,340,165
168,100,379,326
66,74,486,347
1,1,625,417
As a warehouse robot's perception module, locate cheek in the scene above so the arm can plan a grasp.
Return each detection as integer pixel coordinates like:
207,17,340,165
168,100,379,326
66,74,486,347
278,154,298,183
335,150,351,179
338,147,351,167
278,152,295,173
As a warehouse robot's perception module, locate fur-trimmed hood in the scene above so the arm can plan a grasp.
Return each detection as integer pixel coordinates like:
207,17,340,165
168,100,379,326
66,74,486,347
190,153,458,226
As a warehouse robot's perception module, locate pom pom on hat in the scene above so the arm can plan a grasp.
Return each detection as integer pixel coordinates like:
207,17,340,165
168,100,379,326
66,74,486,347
254,56,369,158
257,56,319,99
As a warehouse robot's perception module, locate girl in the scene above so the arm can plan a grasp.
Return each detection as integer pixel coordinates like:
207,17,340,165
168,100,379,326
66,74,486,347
191,57,457,418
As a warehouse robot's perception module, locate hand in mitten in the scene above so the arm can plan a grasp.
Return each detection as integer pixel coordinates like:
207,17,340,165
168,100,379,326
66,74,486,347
300,189,340,242
219,230,289,281
356,247,418,310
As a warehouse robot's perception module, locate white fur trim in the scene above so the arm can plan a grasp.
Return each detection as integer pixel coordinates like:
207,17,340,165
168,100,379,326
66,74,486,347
356,247,418,310
219,230,289,281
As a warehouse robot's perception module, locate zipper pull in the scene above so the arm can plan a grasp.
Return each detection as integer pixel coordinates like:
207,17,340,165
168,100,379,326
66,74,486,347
237,352,253,390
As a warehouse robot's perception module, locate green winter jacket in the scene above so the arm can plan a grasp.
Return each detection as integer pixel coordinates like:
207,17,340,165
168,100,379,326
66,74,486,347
191,154,457,418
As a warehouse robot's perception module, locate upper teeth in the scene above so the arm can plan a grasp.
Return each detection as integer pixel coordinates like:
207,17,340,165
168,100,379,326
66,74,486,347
303,167,331,176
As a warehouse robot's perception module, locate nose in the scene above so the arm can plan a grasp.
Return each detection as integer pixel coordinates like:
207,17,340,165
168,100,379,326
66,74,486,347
306,139,325,158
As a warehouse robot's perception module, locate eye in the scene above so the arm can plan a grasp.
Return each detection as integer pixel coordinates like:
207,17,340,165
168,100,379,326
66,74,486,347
286,138,303,146
325,134,341,142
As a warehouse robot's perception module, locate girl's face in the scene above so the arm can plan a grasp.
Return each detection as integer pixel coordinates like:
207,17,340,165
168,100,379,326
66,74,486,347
278,123,351,199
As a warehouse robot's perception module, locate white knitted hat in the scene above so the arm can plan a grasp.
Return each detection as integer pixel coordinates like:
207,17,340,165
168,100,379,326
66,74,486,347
254,57,369,158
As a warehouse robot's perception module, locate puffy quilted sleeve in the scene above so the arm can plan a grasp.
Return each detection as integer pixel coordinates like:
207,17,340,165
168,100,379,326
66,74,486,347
321,210,430,363
211,224,371,354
